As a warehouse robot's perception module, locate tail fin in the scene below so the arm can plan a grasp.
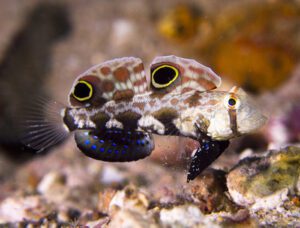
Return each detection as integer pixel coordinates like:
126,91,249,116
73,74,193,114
20,96,69,152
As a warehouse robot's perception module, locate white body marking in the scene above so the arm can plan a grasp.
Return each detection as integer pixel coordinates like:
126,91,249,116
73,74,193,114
207,118,232,140
69,108,96,128
105,119,124,129
138,115,165,135
173,108,204,138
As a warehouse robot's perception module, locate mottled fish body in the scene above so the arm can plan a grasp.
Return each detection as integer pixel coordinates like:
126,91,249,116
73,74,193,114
64,88,262,141
23,55,267,181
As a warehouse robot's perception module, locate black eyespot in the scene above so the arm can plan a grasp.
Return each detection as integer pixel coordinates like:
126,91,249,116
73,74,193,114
151,65,179,88
228,98,236,106
73,81,93,101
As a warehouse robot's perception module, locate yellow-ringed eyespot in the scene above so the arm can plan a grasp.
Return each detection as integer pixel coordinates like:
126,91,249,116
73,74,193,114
224,94,240,110
151,65,179,89
72,80,93,102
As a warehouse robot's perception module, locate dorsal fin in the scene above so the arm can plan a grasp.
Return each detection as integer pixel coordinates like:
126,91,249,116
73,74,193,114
69,57,148,107
149,55,221,94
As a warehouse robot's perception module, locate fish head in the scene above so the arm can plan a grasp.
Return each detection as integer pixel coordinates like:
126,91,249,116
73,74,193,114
207,86,267,140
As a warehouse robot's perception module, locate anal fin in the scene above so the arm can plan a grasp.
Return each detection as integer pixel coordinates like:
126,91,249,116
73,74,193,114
75,129,154,162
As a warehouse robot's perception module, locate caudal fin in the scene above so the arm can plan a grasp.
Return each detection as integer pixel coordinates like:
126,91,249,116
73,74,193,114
21,97,69,152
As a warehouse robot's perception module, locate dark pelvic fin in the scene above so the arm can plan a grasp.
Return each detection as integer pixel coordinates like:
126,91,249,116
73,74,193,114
74,129,154,162
187,140,229,182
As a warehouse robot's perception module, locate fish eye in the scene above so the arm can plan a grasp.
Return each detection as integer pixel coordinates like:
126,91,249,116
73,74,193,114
225,95,240,109
151,65,179,88
228,98,236,106
72,80,93,101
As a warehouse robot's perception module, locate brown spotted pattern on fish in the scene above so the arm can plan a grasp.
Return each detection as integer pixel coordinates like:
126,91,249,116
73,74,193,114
150,56,221,94
100,66,111,76
115,111,142,130
170,98,179,106
64,56,266,141
113,89,134,102
90,112,110,131
183,92,202,107
101,80,115,92
113,66,130,82
23,55,267,182
68,57,147,106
